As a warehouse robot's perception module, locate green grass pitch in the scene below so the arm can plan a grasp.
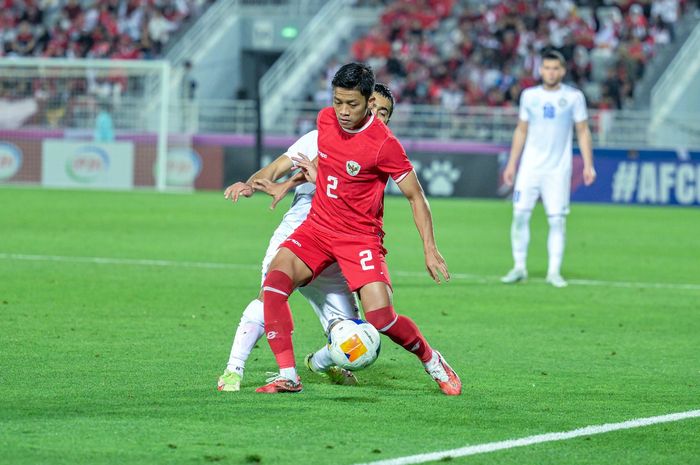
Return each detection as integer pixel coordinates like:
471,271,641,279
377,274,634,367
1,187,698,465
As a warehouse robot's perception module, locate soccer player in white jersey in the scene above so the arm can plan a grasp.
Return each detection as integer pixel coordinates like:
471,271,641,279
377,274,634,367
217,85,396,391
501,50,596,288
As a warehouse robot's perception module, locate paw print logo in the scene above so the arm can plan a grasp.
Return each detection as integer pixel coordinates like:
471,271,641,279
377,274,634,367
422,160,461,196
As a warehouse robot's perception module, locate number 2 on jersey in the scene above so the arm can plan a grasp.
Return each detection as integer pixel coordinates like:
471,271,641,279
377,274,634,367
326,175,339,199
359,250,374,271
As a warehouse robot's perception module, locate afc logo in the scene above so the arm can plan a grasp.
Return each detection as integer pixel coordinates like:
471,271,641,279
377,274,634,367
318,151,328,159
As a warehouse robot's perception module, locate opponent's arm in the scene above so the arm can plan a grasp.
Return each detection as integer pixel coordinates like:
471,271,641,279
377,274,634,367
503,119,528,186
575,120,596,186
253,171,308,210
252,149,319,209
224,154,294,202
397,171,450,284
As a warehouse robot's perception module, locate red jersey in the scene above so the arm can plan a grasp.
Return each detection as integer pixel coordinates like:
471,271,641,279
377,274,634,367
308,106,413,237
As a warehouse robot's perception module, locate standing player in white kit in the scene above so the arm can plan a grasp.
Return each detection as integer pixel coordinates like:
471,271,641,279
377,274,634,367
217,85,396,391
501,50,596,288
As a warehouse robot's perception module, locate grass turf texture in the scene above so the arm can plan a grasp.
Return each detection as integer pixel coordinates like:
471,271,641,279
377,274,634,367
1,187,698,465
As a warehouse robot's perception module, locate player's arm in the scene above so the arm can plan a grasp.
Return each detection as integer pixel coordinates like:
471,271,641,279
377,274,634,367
223,154,294,202
575,120,596,186
503,119,528,186
397,171,450,284
252,150,318,209
228,129,319,203
253,170,308,210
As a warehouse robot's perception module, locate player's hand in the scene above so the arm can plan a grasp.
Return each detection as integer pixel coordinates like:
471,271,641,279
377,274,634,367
425,248,450,284
503,163,517,187
291,152,318,183
224,181,253,202
252,178,290,210
583,165,597,186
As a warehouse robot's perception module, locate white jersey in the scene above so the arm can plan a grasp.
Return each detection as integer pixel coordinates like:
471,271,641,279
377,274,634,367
283,129,318,204
518,84,587,174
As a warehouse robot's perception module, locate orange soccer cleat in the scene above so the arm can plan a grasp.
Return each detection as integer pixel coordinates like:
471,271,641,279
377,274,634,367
425,351,462,396
255,374,303,394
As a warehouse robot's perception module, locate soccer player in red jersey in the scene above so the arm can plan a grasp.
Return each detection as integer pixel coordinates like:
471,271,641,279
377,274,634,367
258,63,461,395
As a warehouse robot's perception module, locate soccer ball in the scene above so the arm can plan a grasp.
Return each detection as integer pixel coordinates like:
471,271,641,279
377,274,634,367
327,319,381,371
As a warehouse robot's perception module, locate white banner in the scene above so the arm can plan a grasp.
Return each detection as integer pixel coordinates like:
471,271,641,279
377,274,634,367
163,147,201,188
42,140,134,189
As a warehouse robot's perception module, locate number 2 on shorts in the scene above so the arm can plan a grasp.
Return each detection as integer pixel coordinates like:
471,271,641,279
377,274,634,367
359,250,374,271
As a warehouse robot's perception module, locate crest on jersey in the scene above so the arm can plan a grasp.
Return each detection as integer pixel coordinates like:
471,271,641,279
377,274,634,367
558,97,567,107
543,103,555,119
346,160,361,176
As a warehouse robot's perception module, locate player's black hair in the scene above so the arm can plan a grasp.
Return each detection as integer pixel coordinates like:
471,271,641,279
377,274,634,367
332,62,375,100
373,82,395,118
541,49,566,67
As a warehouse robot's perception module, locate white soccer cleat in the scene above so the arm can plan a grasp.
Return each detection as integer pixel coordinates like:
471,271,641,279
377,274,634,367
546,273,568,288
501,268,528,284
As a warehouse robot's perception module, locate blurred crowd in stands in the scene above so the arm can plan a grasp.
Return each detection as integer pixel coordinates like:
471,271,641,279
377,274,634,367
0,0,210,129
0,0,210,60
1,0,697,132
339,0,690,110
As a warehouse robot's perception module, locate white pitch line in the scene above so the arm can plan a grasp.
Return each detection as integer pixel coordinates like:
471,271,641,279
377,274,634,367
2,253,700,291
354,409,700,465
393,270,700,291
0,253,259,271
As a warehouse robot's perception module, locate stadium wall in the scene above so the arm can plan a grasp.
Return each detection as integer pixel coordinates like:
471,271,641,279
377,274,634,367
1,130,699,207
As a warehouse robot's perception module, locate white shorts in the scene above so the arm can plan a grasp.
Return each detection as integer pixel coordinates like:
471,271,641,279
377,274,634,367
260,200,359,333
513,170,571,216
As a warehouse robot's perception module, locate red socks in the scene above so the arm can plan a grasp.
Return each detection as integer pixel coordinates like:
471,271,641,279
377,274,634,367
365,306,433,363
262,270,296,368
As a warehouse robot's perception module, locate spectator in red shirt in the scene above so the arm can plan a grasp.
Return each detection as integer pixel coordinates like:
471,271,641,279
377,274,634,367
112,34,142,60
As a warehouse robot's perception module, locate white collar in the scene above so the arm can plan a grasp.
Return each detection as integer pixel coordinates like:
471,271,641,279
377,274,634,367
340,113,375,134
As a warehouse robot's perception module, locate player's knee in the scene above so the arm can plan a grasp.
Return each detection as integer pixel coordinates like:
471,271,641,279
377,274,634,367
262,270,294,296
241,299,264,327
365,306,398,333
547,215,565,232
513,210,531,229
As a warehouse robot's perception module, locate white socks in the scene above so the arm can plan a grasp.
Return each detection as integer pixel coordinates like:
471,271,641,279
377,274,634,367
226,299,265,374
511,209,532,270
280,367,298,381
547,215,566,276
511,210,566,276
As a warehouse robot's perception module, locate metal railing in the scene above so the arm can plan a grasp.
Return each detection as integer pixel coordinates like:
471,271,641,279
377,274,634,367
233,0,327,14
9,93,700,148
188,100,700,148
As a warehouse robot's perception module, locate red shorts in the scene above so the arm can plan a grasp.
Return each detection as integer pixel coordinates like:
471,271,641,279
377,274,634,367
280,221,391,292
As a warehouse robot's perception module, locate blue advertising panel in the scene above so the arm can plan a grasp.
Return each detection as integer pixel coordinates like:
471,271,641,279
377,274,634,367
571,149,700,207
